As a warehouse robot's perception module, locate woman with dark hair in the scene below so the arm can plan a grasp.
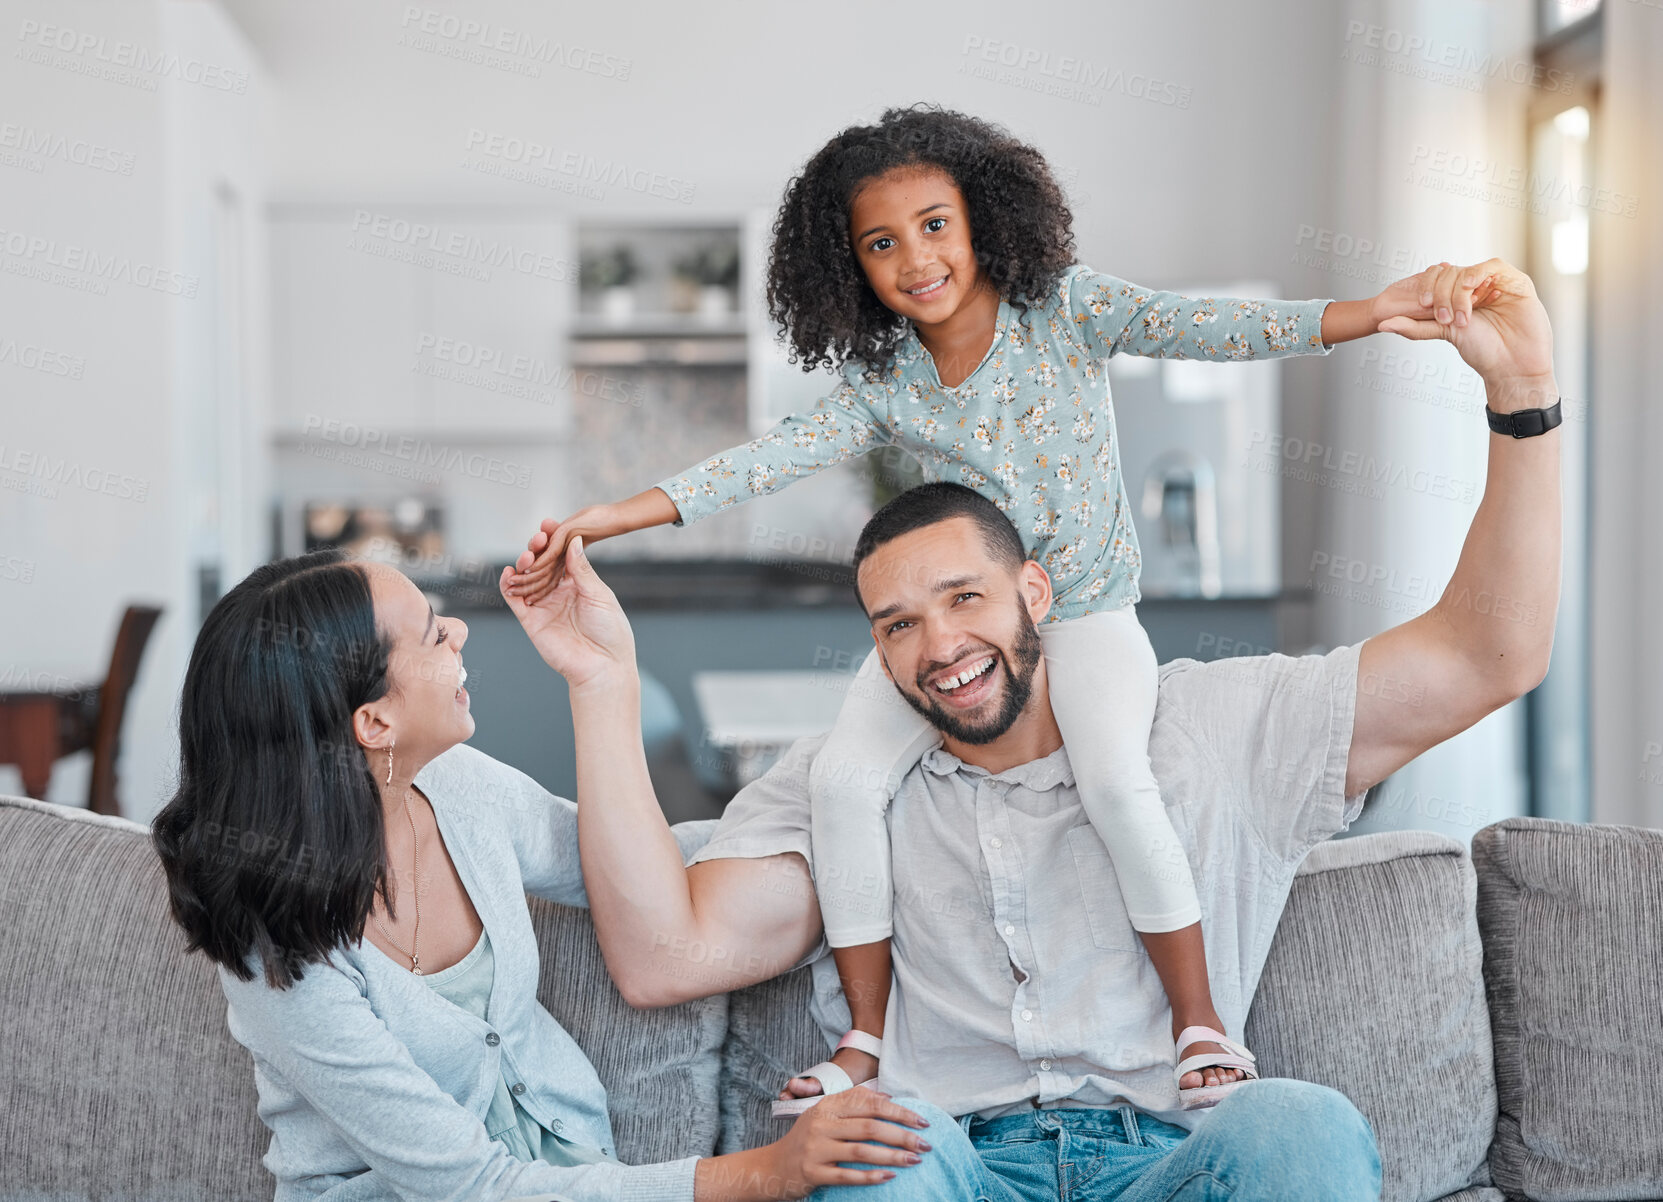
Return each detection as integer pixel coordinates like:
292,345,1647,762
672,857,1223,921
151,545,932,1201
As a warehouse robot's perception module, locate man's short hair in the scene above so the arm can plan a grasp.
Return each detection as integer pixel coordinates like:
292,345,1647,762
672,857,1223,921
852,482,1029,612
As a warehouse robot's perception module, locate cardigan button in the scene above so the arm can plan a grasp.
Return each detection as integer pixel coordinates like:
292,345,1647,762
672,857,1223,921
485,1033,500,1046
511,1083,526,1096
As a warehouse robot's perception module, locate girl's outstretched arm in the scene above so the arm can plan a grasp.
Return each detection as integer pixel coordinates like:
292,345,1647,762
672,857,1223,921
1063,263,1448,361
509,486,679,602
1065,265,1332,361
512,376,893,604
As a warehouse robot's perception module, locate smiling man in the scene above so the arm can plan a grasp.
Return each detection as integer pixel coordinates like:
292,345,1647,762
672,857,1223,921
521,258,1561,1200
857,493,1048,752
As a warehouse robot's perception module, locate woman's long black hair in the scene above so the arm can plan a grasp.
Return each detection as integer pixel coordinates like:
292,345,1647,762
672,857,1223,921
152,550,396,990
766,103,1078,376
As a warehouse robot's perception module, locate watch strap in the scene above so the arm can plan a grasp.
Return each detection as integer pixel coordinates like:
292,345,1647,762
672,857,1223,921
1486,399,1563,438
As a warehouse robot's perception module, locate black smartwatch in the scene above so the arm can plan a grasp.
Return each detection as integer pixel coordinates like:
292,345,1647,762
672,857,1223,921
1485,398,1563,438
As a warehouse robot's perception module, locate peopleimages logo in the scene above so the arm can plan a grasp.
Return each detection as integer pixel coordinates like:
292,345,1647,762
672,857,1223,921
14,19,250,92
397,7,632,80
0,123,136,175
300,415,532,490
463,130,696,204
1341,20,1574,94
0,226,198,297
0,335,86,379
0,444,151,502
347,210,577,283
1409,145,1640,219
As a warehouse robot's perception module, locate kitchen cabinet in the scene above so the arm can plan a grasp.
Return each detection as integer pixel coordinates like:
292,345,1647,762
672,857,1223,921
270,207,572,440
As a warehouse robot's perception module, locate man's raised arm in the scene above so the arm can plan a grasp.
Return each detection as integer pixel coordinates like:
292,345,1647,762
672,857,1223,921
499,538,823,1009
1345,260,1561,798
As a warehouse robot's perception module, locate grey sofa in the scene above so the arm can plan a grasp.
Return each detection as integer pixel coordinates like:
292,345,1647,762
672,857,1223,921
2,791,1660,1202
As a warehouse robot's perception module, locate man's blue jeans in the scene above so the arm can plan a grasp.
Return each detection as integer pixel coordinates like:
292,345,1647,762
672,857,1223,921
814,1079,1382,1201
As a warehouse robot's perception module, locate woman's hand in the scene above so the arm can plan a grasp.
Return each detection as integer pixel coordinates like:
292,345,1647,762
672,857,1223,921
507,504,625,605
497,536,635,694
695,1088,933,1200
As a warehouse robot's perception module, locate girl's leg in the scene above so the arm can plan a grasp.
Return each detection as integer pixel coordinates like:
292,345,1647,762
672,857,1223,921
787,647,938,1100
1040,606,1246,1092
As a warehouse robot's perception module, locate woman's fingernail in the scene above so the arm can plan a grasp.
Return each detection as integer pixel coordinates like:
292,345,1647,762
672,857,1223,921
918,1140,932,1151
904,1153,920,1165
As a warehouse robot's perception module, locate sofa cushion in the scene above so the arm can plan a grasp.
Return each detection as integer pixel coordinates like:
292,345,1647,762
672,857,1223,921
717,965,827,1155
0,794,271,1200
526,896,728,1163
1245,830,1498,1202
0,795,726,1194
1472,817,1663,1201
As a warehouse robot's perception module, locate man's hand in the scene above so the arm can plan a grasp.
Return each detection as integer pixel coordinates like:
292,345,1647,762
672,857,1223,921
1376,259,1555,407
1324,261,1497,346
497,535,635,694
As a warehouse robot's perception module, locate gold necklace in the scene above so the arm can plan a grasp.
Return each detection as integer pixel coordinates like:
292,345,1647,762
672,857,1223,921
370,788,424,974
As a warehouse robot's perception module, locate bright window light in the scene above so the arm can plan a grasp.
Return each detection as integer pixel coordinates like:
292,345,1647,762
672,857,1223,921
1553,106,1590,141
1552,215,1589,275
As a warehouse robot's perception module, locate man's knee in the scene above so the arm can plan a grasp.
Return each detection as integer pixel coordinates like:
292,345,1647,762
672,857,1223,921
1208,1079,1382,1199
814,1097,982,1200
886,1096,954,1125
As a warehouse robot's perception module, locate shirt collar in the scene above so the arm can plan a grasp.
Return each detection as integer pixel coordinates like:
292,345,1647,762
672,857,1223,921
918,739,1075,791
902,297,1014,357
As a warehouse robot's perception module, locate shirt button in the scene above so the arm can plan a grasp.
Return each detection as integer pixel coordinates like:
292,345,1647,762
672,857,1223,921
990,837,1003,849
1021,1009,1034,1022
511,1083,526,1096
552,1119,564,1133
1040,1059,1052,1071
485,1033,500,1046
1004,924,1016,937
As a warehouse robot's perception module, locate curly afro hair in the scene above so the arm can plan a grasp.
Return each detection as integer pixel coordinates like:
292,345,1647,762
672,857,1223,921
765,103,1078,377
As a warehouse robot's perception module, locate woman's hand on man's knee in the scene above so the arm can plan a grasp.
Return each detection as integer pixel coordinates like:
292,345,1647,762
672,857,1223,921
696,1087,934,1199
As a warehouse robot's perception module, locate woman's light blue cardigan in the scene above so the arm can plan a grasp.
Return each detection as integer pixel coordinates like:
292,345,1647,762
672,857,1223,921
216,742,706,1202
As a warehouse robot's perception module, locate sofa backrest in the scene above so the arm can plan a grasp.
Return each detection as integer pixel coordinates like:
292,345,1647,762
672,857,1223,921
1247,829,1499,1202
0,791,1524,1202
1473,816,1663,1201
0,794,272,1200
714,828,1503,1202
0,794,724,1199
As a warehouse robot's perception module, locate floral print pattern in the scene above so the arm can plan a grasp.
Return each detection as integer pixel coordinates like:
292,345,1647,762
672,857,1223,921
657,265,1332,623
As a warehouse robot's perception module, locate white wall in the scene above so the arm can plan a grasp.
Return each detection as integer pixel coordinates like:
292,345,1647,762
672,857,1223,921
1309,0,1539,840
1591,0,1663,827
0,0,268,823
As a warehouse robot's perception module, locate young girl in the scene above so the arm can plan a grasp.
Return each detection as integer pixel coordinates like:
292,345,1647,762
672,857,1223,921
509,104,1439,1116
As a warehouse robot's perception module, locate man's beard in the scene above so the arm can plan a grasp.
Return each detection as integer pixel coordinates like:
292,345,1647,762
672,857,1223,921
894,599,1044,744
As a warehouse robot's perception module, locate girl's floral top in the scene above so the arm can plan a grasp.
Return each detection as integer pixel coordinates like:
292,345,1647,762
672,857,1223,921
657,265,1332,623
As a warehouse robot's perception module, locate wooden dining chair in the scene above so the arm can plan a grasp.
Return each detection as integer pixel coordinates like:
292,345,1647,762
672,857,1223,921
83,605,164,816
0,604,162,816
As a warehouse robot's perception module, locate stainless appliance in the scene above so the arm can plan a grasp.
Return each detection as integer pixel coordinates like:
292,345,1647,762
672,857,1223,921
1105,280,1283,598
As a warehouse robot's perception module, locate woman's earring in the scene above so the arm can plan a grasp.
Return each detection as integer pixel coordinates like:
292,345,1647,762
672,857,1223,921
385,739,395,786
